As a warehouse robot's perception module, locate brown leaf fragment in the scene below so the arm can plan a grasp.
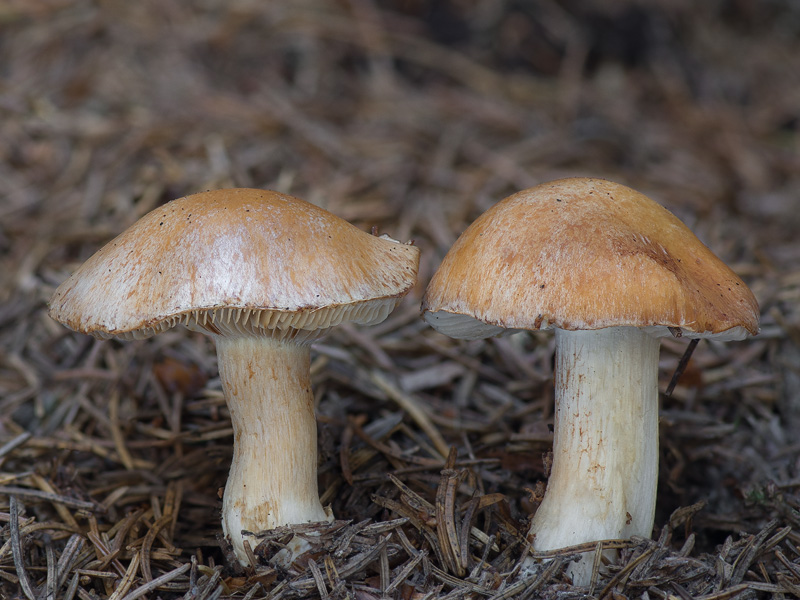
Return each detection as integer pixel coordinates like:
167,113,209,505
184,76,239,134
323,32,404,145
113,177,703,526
153,356,208,397
44,537,57,600
776,572,800,596
385,549,427,596
116,562,190,600
435,449,466,576
308,559,329,599
729,519,778,585
55,534,85,590
9,497,36,600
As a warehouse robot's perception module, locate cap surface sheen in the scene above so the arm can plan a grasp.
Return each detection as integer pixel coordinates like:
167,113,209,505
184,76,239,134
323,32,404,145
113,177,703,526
50,188,419,340
422,178,759,339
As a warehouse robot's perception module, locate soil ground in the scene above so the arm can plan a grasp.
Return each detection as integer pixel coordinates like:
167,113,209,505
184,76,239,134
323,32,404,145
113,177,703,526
1,1,799,598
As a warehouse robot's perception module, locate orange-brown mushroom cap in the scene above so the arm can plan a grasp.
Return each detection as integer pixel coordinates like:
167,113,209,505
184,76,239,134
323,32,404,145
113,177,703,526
50,188,420,340
422,178,759,339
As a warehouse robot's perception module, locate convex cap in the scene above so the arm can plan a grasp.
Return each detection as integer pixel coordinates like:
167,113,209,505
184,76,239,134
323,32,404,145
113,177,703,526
422,177,759,340
50,188,419,341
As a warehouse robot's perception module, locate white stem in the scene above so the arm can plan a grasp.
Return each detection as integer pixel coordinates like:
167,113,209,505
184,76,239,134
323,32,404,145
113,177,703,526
215,335,329,566
528,327,659,586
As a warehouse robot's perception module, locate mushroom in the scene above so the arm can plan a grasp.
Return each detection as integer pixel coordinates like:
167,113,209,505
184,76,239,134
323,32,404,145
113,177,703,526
49,188,420,566
421,178,759,585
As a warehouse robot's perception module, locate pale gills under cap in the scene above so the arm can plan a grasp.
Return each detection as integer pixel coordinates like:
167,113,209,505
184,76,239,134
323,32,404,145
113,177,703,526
50,189,420,341
422,178,759,340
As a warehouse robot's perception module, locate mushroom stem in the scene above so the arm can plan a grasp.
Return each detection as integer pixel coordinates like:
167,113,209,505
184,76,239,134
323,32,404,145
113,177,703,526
529,326,660,585
215,335,329,566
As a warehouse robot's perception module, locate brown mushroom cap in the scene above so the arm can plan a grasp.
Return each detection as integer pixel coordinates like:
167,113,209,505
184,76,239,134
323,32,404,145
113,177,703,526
422,177,759,340
50,188,420,341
